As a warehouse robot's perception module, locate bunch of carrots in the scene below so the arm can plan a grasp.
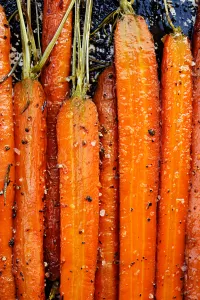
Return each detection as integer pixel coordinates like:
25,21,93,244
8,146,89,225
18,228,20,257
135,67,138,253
0,0,200,299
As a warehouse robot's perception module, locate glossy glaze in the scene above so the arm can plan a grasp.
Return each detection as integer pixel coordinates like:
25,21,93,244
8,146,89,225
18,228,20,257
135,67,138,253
41,0,72,281
13,79,46,299
94,66,119,300
0,5,15,299
156,33,193,300
115,14,160,300
57,97,99,299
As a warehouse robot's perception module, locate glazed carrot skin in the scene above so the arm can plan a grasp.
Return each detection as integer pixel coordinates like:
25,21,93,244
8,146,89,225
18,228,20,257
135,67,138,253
185,6,200,299
13,79,46,299
156,33,192,300
57,97,99,299
93,66,119,300
42,0,72,280
0,5,15,299
115,14,160,299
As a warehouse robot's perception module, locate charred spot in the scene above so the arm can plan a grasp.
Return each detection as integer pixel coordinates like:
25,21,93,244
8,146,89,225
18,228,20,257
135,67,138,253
3,36,7,39
4,24,9,28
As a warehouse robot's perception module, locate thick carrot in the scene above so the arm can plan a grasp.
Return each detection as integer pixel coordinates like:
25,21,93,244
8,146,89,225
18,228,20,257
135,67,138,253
0,5,16,299
13,79,46,299
184,5,200,299
42,0,73,280
93,66,119,299
114,7,160,299
57,97,99,299
156,33,193,300
57,0,99,298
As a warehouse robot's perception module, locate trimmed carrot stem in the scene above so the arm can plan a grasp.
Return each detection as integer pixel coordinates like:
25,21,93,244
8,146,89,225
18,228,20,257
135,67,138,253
94,66,119,299
156,33,193,300
115,13,160,299
41,0,73,280
0,5,15,299
184,4,200,299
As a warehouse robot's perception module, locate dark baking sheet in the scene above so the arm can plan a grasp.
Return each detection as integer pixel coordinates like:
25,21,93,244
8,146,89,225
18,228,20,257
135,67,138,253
0,0,197,298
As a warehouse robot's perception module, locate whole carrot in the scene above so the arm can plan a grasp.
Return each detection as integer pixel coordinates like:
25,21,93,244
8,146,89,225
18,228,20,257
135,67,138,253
156,4,193,299
13,0,75,297
114,1,160,299
42,0,73,280
93,66,119,300
57,1,99,298
184,4,200,299
0,5,16,299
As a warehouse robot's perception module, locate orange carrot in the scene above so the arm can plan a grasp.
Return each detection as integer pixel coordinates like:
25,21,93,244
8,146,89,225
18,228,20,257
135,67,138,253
13,79,46,299
0,5,16,299
156,32,193,300
114,2,160,298
57,0,99,298
42,0,73,280
184,5,200,299
57,97,99,299
93,66,119,299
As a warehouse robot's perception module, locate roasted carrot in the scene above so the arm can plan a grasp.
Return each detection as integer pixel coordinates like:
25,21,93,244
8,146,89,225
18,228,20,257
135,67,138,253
57,1,99,298
184,4,200,299
13,78,46,299
42,0,73,280
13,1,46,298
114,1,160,298
0,5,16,299
93,66,119,300
156,13,193,300
13,0,75,297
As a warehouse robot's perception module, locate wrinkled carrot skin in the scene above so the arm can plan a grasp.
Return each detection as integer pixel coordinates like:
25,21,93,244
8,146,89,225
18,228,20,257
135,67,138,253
0,5,15,299
156,34,192,300
42,0,72,280
184,7,200,299
115,15,160,299
13,79,46,299
57,97,99,299
93,66,119,300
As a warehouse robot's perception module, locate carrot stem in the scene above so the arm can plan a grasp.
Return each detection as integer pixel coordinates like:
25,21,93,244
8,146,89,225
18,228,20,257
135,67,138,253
16,0,30,78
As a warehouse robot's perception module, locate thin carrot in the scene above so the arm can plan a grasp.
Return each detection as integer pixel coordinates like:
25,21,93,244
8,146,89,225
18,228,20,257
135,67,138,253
93,66,119,300
13,1,46,298
57,0,99,298
0,5,15,299
13,0,75,297
114,1,160,298
184,4,200,299
41,0,73,280
156,18,193,300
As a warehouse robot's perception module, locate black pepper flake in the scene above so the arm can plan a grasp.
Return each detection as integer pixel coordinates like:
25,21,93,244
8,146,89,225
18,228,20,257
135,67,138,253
147,218,151,222
148,129,155,136
82,241,85,244
91,280,94,283
130,262,135,267
130,208,134,212
5,146,10,151
9,238,14,247
21,140,28,145
25,128,29,132
147,202,152,209
85,196,92,202
79,230,83,234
